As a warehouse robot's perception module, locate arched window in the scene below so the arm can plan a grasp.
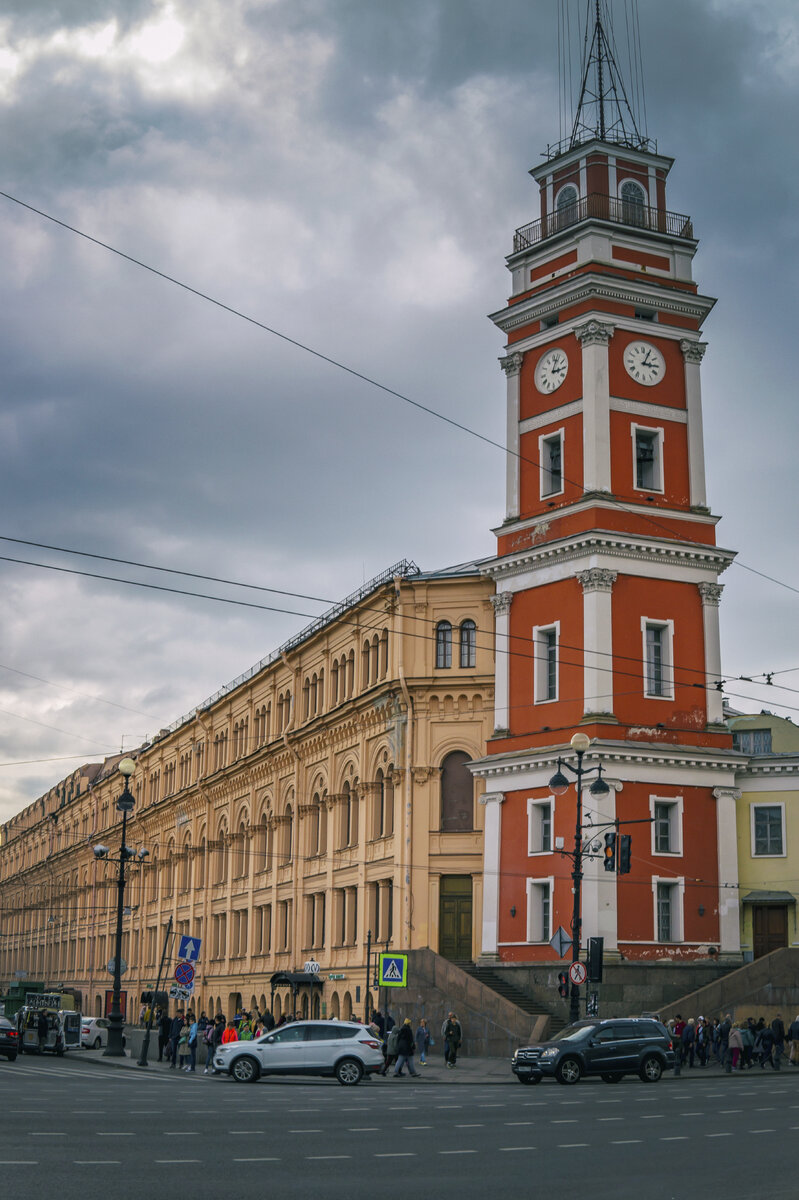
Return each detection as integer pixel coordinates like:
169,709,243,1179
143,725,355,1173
436,621,452,669
370,635,379,684
380,628,389,678
302,678,310,720
282,804,293,865
331,660,339,705
236,819,250,877
180,836,192,891
196,835,206,888
440,751,474,832
216,823,228,884
460,619,477,668
373,767,395,839
362,639,371,688
555,183,579,229
347,650,355,697
621,179,647,226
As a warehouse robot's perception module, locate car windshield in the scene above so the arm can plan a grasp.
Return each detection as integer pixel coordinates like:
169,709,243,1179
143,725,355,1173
549,1023,598,1043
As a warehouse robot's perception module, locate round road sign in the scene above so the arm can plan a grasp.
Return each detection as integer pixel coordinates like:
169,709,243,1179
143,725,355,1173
175,961,196,987
568,961,587,987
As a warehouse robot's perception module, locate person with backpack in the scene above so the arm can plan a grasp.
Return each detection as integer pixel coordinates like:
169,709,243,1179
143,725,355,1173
203,1014,225,1075
393,1018,420,1078
380,1024,400,1076
442,1012,462,1068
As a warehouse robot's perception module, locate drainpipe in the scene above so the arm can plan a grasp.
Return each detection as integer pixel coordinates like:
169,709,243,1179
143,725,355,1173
394,576,414,951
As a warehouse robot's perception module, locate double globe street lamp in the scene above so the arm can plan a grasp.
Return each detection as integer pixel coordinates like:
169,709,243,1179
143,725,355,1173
93,757,148,1057
548,733,609,1024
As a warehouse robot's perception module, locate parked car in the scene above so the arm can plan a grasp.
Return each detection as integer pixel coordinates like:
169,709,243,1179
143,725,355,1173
512,1017,675,1086
81,1017,126,1050
0,1017,19,1061
214,1020,384,1085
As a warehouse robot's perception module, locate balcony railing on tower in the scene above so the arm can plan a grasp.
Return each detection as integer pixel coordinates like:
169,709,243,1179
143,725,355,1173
513,192,694,254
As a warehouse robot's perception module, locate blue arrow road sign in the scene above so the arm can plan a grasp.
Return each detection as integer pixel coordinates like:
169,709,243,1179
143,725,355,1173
178,935,202,962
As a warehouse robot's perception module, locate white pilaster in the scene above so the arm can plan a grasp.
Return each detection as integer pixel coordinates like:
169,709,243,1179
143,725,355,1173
581,780,621,951
490,592,513,734
680,339,708,508
713,787,742,955
698,583,724,725
607,155,617,199
478,792,505,959
577,569,617,715
576,320,614,493
500,353,523,521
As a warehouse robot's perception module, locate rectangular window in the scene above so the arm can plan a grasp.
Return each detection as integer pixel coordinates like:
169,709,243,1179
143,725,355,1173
539,430,564,498
533,623,559,703
656,883,673,942
527,879,552,943
528,799,553,855
752,805,784,856
642,618,674,699
651,797,682,856
732,729,773,754
632,425,664,492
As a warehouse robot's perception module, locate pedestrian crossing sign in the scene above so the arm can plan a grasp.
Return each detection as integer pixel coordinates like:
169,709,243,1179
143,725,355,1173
378,953,408,988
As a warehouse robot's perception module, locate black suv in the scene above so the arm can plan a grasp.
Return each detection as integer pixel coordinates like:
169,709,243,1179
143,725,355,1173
512,1018,675,1086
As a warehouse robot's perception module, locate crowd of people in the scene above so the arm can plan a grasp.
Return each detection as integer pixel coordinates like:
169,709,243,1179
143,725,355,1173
137,1003,464,1077
667,1012,799,1071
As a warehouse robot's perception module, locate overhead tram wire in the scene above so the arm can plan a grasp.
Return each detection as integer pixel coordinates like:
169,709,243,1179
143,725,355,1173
3,546,796,702
1,192,797,607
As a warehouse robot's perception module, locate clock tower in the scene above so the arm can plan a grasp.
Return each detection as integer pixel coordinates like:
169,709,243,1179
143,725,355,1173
473,6,743,966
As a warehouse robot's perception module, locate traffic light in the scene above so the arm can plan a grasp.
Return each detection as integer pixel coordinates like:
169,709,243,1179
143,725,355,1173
618,834,632,875
603,831,616,872
557,972,569,999
587,936,604,982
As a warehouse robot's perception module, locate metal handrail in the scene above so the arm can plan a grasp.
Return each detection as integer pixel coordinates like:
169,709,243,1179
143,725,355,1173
513,193,694,253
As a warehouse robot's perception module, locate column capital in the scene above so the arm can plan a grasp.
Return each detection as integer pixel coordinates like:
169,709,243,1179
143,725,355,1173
575,319,614,346
577,568,618,594
680,339,708,364
713,787,742,802
479,791,506,807
490,591,513,617
698,582,724,607
499,351,524,377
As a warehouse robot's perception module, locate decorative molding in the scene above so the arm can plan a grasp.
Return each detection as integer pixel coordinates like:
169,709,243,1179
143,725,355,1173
577,568,618,594
479,791,505,806
412,767,436,785
680,339,708,364
698,582,723,607
499,351,524,377
520,398,583,434
609,395,687,425
712,787,742,802
490,592,513,617
574,318,615,346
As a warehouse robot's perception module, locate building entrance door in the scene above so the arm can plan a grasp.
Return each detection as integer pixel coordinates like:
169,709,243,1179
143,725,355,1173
439,875,473,962
752,905,788,958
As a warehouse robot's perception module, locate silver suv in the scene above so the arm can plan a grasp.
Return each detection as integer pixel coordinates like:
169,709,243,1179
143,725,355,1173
213,1020,384,1085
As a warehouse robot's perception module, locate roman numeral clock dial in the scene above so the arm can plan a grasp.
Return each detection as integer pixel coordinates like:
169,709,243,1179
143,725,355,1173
535,348,569,394
623,340,666,386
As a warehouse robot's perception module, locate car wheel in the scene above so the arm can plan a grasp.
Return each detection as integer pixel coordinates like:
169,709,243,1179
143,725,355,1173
640,1055,663,1083
93,1038,102,1049
335,1058,364,1086
555,1057,582,1085
601,1073,624,1083
6,1053,17,1062
231,1055,260,1083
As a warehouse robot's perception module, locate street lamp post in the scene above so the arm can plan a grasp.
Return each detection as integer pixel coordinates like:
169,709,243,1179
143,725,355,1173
548,733,609,1025
100,757,137,1058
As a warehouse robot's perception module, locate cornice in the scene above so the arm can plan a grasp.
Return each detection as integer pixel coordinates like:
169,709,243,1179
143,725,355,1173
736,756,799,780
489,271,715,336
493,498,720,538
481,530,736,583
471,740,743,780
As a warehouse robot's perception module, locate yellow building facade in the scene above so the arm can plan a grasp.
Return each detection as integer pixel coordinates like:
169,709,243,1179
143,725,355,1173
0,560,495,1020
729,712,799,960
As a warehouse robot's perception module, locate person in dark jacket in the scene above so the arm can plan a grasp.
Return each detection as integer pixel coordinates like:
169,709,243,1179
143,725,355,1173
168,1012,184,1069
158,1010,172,1062
771,1014,786,1064
443,1013,462,1068
393,1018,420,1078
204,1014,226,1075
680,1019,696,1068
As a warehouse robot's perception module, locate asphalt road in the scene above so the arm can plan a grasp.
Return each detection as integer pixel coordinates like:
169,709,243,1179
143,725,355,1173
2,1055,798,1200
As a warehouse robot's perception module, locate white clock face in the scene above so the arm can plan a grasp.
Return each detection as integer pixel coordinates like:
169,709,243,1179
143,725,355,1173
535,348,569,394
623,340,666,386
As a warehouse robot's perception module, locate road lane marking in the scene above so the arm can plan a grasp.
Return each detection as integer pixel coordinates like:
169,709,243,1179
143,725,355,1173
439,1150,477,1155
500,1147,536,1152
719,1110,742,1114
289,1130,322,1134
612,1140,641,1145
0,1161,38,1165
375,1153,416,1158
97,1133,134,1137
551,1120,578,1124
74,1160,122,1164
749,1129,775,1134
155,1159,202,1164
558,1143,589,1148
306,1155,352,1160
598,1117,623,1122
350,1127,380,1131
660,1137,689,1141
233,1158,281,1162
505,1122,533,1126
29,1133,66,1137
164,1132,199,1136
706,1133,732,1138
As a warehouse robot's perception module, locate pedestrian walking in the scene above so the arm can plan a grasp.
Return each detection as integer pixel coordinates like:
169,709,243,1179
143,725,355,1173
158,1009,171,1062
186,1013,198,1072
415,1018,431,1065
168,1011,185,1069
443,1012,462,1068
771,1014,786,1066
204,1014,226,1075
393,1019,420,1077
788,1014,799,1065
681,1018,696,1068
728,1024,744,1070
380,1025,400,1076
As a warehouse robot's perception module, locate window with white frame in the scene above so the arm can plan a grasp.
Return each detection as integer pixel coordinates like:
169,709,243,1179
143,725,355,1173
620,178,647,226
641,618,674,699
533,623,559,703
555,184,579,229
751,804,785,857
527,878,553,943
539,430,564,498
653,878,684,942
632,424,664,492
528,798,554,855
650,796,683,856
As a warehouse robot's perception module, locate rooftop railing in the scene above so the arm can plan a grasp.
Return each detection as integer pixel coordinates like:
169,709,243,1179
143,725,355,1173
513,192,694,254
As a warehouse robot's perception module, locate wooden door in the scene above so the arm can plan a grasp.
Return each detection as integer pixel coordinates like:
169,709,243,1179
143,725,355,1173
439,876,473,962
752,905,788,958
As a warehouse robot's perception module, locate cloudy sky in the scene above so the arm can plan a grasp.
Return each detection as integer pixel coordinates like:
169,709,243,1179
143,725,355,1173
0,0,797,825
